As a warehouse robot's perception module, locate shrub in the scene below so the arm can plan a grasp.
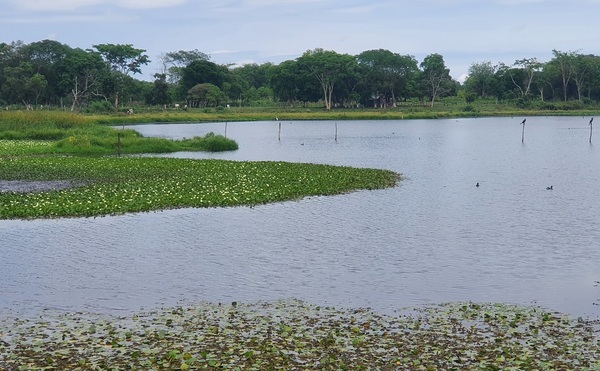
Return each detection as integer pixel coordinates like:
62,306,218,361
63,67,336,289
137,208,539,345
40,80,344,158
85,100,115,114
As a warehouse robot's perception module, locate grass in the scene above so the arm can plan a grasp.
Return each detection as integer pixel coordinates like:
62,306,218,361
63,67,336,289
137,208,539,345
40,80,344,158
1,300,599,370
0,111,238,154
0,156,399,219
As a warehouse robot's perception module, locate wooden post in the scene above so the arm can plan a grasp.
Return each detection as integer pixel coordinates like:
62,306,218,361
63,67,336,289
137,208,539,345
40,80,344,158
278,121,281,141
590,118,593,143
335,122,338,142
521,118,526,143
117,131,122,158
225,121,228,138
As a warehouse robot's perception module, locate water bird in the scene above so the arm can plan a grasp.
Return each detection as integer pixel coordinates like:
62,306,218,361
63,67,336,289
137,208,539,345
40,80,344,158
590,118,594,125
521,118,526,125
546,185,553,190
476,182,480,187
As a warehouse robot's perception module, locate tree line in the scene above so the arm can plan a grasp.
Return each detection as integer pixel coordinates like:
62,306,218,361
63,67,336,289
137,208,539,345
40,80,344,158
1,39,599,112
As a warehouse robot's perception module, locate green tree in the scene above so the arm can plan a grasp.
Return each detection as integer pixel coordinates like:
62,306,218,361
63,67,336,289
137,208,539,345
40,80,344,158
419,53,453,107
550,49,577,101
158,49,210,84
55,47,108,111
509,58,542,98
22,39,72,105
178,60,228,100
268,60,301,104
187,83,227,108
146,73,171,106
93,43,150,110
357,49,418,107
2,61,33,105
465,61,497,98
532,63,555,102
296,48,357,110
29,73,48,105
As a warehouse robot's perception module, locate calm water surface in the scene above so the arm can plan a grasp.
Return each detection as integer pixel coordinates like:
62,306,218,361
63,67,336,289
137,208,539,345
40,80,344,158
2,117,599,318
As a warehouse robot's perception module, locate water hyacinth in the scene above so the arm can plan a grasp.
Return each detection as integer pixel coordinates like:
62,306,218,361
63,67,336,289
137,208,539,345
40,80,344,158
1,300,599,370
0,157,399,219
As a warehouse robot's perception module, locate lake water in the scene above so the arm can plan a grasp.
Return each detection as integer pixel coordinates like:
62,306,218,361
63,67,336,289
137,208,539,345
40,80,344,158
1,117,599,319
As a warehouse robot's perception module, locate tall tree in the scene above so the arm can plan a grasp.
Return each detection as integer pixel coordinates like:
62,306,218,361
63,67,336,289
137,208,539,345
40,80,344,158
178,59,228,100
297,48,356,110
357,49,418,107
93,43,150,110
550,49,577,101
56,47,107,111
158,49,210,84
268,60,301,104
509,58,542,98
145,73,171,106
465,61,497,98
420,53,453,107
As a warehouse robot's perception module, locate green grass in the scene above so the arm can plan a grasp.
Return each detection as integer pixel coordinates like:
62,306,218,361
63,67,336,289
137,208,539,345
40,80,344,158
1,300,598,370
0,156,399,219
0,111,238,154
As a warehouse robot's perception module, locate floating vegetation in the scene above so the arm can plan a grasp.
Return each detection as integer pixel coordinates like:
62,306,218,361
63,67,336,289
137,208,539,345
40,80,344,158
0,140,54,156
1,300,598,370
0,157,399,219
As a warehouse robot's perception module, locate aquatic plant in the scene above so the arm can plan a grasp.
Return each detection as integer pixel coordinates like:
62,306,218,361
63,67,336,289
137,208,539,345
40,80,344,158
0,300,598,370
0,157,399,219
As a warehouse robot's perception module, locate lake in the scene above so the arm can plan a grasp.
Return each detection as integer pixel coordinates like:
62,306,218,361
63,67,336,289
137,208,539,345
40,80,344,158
1,117,599,319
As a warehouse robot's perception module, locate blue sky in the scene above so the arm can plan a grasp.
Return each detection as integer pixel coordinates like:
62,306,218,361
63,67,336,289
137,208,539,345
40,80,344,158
1,0,599,82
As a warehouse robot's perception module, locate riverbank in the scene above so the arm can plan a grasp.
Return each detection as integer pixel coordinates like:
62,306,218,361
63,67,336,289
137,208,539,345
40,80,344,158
91,105,600,126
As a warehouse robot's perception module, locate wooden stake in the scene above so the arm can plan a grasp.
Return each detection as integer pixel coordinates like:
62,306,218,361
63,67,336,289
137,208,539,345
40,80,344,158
117,131,122,158
521,118,526,143
278,121,281,141
590,117,593,143
225,121,228,138
335,122,338,142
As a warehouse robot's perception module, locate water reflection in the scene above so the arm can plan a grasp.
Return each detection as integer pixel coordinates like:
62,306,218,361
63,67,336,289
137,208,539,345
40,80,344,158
1,117,599,318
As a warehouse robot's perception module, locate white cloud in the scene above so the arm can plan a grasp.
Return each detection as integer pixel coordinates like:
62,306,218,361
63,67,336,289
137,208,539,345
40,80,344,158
6,0,187,11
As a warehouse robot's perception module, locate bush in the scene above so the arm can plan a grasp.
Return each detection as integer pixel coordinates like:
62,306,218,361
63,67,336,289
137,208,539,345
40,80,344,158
85,100,115,114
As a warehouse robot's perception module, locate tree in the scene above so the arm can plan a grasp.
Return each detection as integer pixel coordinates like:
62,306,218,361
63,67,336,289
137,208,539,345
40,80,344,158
550,50,577,101
178,59,228,100
532,64,555,102
571,54,600,101
357,49,419,107
22,39,72,105
187,83,227,108
420,53,453,107
145,73,170,106
93,44,150,110
158,49,210,84
296,48,357,110
509,58,542,98
465,61,497,98
268,60,301,104
1,62,33,105
29,73,48,105
56,47,107,111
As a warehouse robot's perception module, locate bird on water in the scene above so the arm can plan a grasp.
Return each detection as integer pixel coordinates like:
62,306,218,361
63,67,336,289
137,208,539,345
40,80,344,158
546,185,553,190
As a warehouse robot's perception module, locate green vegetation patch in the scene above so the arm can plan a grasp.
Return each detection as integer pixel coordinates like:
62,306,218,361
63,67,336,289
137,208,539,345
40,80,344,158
1,300,598,370
0,111,239,154
0,157,399,219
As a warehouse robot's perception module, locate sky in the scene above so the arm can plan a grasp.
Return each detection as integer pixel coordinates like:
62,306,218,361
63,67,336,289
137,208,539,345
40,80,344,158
1,0,599,83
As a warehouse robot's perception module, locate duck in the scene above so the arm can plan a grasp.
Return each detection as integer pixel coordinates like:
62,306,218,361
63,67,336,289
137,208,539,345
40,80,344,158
476,182,480,187
546,185,553,190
